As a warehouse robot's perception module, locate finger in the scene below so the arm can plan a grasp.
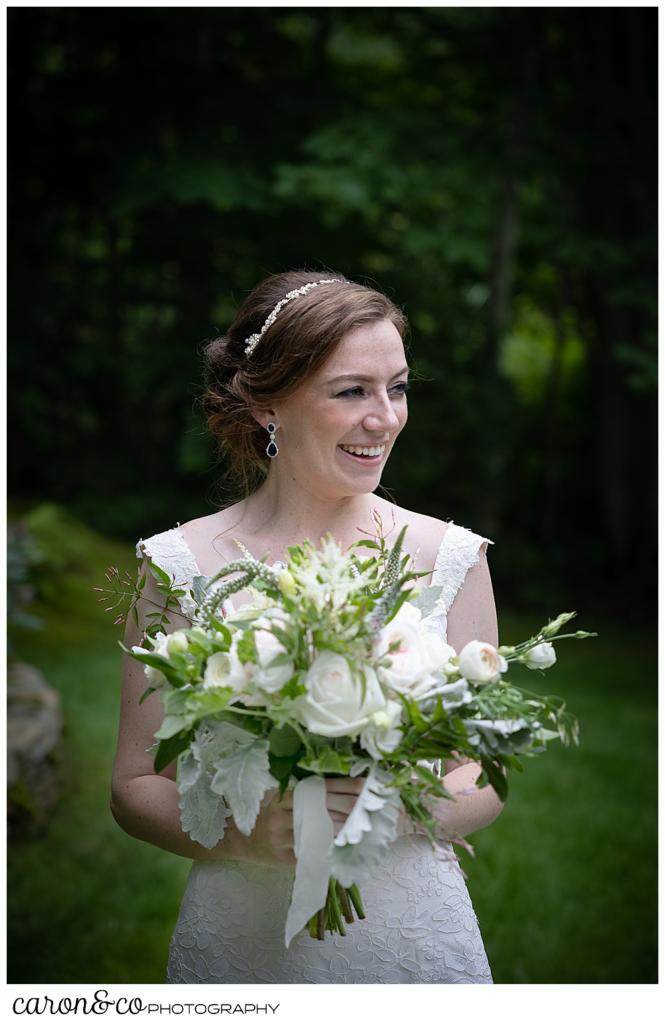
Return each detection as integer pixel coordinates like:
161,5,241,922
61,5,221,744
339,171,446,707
325,777,366,794
326,794,357,814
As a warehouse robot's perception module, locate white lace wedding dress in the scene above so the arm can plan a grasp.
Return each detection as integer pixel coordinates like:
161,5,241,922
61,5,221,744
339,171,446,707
136,521,494,984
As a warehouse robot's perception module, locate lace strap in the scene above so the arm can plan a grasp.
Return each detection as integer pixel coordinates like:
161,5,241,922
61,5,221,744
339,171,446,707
431,522,493,616
135,528,201,619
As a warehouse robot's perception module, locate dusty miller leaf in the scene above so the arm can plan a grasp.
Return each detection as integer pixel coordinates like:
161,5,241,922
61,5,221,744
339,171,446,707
210,736,274,836
177,747,232,849
327,767,401,888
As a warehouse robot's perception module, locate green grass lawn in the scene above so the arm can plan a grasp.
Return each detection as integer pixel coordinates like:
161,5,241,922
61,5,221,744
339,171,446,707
7,524,657,983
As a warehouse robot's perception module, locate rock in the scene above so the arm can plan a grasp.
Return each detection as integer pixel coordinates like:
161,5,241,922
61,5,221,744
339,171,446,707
7,661,64,835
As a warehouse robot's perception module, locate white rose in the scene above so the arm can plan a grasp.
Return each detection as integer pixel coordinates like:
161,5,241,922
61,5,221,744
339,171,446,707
457,640,508,684
202,650,237,690
422,634,458,675
299,653,386,737
360,699,403,760
523,642,557,670
393,601,423,626
375,607,436,697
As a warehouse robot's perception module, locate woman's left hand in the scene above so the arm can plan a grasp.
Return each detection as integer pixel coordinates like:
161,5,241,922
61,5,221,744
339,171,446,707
324,776,365,836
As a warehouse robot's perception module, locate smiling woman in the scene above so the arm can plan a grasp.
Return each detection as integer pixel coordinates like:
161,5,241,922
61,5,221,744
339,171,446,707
111,269,501,984
199,272,410,501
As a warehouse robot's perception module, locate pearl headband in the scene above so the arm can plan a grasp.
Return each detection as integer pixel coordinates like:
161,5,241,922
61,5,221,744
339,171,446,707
243,278,340,357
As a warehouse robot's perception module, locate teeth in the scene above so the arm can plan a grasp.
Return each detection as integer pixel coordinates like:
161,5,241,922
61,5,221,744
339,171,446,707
340,444,386,457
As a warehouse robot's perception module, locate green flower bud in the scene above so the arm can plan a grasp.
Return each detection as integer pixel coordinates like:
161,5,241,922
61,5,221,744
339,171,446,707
167,631,189,654
278,569,297,597
541,612,577,638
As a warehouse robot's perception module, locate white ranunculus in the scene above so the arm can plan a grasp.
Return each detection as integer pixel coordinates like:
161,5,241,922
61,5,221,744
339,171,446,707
299,653,386,738
523,642,557,670
360,699,403,760
457,640,508,684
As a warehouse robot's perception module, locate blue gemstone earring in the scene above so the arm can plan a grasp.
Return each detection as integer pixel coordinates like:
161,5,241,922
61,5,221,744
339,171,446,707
266,422,279,459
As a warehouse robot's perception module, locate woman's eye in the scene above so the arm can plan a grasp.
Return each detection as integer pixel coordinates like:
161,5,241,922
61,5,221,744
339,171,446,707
336,382,410,399
337,386,365,398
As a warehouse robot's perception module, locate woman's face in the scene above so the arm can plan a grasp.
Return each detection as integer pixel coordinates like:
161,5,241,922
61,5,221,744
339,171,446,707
269,318,409,500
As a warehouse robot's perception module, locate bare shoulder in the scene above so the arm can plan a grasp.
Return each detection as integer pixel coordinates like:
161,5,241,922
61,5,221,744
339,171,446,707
371,498,450,575
177,504,245,558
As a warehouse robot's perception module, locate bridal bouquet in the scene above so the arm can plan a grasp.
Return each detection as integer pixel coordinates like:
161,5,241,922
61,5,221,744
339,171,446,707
102,519,593,946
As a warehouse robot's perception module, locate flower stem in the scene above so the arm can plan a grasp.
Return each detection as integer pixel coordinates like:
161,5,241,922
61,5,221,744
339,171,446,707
328,878,346,936
337,883,355,924
348,883,366,920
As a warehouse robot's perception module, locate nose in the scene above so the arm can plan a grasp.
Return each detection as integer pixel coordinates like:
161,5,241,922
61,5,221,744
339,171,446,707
361,391,403,434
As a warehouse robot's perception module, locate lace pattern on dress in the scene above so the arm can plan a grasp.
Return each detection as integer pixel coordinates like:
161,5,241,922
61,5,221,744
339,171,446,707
136,528,201,620
136,528,238,621
423,522,493,645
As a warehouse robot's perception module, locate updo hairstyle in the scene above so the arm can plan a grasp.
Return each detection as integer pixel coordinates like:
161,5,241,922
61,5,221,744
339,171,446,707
200,270,409,497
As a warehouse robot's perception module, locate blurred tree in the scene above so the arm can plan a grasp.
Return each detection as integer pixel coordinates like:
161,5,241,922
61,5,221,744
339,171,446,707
8,7,656,619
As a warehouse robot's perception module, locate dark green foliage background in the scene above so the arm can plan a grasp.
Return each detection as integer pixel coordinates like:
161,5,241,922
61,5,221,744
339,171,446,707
9,6,657,619
8,7,657,985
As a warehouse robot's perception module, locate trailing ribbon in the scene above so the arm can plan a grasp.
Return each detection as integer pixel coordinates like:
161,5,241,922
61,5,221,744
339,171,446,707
284,775,334,947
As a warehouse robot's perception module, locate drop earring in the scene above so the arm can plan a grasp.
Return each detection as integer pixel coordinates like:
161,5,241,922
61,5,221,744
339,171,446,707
266,422,279,459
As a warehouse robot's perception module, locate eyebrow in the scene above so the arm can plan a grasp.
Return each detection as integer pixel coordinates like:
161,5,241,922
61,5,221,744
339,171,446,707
325,366,410,385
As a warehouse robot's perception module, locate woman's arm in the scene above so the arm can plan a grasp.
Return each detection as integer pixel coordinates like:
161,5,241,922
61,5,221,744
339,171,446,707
110,560,260,861
435,542,504,837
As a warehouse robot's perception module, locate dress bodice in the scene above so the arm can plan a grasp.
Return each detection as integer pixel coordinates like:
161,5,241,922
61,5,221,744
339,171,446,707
135,520,493,642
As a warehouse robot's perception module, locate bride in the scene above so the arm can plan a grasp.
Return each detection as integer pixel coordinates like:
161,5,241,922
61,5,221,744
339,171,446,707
111,270,504,984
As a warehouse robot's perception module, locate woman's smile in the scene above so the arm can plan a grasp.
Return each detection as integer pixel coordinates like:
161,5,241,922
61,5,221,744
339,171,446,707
336,443,387,467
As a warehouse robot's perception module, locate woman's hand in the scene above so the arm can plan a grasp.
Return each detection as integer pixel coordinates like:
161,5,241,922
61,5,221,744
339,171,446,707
324,776,365,836
241,788,297,867
235,775,366,868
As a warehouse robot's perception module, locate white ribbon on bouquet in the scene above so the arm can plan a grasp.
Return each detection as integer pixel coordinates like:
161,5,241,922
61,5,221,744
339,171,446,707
284,768,402,948
284,775,334,947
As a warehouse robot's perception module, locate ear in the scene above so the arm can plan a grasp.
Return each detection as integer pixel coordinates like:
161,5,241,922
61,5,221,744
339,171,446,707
250,408,280,431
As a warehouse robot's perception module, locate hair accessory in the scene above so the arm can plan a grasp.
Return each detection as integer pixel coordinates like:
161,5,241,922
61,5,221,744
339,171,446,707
265,422,279,459
244,279,339,357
